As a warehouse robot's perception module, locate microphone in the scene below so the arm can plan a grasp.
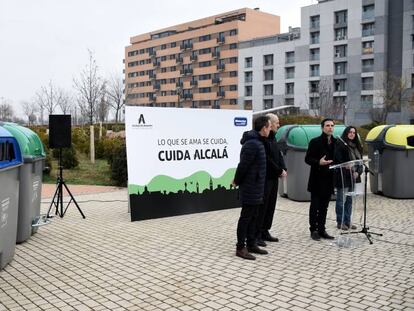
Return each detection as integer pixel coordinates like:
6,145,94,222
337,136,348,146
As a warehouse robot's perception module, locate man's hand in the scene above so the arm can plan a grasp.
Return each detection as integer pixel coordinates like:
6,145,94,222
319,155,333,166
280,170,287,177
353,172,359,180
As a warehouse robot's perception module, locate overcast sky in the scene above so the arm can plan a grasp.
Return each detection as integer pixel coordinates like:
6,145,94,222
0,0,316,116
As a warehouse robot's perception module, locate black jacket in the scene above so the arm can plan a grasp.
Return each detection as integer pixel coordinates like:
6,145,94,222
264,130,286,180
234,130,267,205
305,133,336,195
333,140,362,188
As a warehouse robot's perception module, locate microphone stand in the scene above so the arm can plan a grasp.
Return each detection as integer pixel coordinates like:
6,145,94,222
347,161,382,244
337,136,382,244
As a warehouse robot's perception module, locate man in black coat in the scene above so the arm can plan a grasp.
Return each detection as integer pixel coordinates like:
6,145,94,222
305,118,336,241
256,113,287,246
233,116,271,260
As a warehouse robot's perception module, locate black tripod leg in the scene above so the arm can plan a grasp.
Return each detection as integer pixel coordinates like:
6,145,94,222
62,181,85,219
46,183,61,218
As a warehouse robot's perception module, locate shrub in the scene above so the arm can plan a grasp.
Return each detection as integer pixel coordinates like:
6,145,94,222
110,143,127,187
95,137,125,160
50,144,79,169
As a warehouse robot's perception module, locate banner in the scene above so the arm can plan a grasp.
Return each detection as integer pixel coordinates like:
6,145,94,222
125,106,251,221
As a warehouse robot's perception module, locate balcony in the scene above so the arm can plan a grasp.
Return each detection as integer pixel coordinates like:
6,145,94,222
362,83,373,91
217,63,225,71
285,57,295,64
362,47,373,55
190,55,198,62
362,29,375,37
212,51,220,58
217,37,225,44
148,50,155,56
310,70,320,77
310,21,320,30
190,80,198,87
180,43,193,50
153,61,160,67
180,68,193,76
149,73,156,80
177,57,183,64
183,93,193,100
217,91,225,97
176,81,183,88
362,11,375,20
362,65,374,73
212,77,222,84
154,84,161,90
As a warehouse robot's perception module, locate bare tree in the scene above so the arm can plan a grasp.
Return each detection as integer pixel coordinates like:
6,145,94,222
0,98,14,121
73,50,105,125
55,88,72,114
107,73,125,123
96,87,110,123
21,101,38,125
35,80,59,122
373,73,409,123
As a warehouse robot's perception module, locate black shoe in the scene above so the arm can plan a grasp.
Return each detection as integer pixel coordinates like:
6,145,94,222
236,247,256,260
256,238,267,247
311,231,321,241
247,245,268,255
319,231,335,239
263,231,279,242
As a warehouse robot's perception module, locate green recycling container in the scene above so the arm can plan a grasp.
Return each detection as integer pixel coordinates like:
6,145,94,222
0,126,22,270
366,125,414,198
1,122,46,243
276,124,346,201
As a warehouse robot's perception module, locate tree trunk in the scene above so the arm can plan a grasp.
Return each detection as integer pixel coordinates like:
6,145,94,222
90,125,95,164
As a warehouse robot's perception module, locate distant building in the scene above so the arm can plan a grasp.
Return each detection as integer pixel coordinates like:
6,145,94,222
238,0,414,125
124,8,280,109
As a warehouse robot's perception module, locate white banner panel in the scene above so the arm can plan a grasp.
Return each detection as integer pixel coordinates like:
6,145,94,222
125,106,251,220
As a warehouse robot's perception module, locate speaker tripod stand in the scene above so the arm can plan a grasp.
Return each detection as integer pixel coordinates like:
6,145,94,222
46,148,85,219
343,162,382,244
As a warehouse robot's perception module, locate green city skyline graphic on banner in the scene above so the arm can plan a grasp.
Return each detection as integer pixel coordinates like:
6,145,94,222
128,168,236,194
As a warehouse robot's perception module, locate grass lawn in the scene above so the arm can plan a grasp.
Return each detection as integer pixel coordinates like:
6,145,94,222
43,153,115,186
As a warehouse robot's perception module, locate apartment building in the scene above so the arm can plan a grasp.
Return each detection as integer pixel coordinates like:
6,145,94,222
124,8,280,109
238,0,414,125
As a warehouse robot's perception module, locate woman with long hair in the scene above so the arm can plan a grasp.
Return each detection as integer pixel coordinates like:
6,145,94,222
334,126,363,230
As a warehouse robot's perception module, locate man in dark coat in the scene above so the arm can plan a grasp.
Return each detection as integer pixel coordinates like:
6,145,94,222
233,116,271,260
305,118,336,241
256,113,287,246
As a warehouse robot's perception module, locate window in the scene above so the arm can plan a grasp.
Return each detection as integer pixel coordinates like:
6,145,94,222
264,84,273,96
229,29,237,36
199,74,211,80
362,4,375,20
334,79,347,92
244,100,252,110
334,45,347,58
199,34,211,42
229,43,237,49
161,44,167,50
310,48,320,61
310,15,320,29
245,86,252,96
362,23,375,37
245,57,253,68
229,57,238,63
230,99,237,105
264,54,274,66
230,85,237,91
310,64,320,77
263,99,273,110
362,41,374,54
230,71,238,77
285,98,294,105
169,54,176,60
171,42,176,48
285,83,294,95
362,77,373,90
309,81,319,93
361,95,373,107
334,62,347,75
161,68,167,73
285,67,295,79
264,69,273,81
285,51,295,64
362,59,374,72
335,10,348,24
335,27,347,41
199,87,211,93
245,71,253,83
213,100,220,109
310,97,319,109
310,32,320,44
161,56,167,61
199,48,211,55
199,61,211,68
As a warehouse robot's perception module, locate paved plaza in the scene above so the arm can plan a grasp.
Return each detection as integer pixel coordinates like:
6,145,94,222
0,187,413,310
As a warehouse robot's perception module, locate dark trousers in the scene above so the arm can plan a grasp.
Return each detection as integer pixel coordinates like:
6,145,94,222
309,192,331,233
256,179,279,237
236,203,261,250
